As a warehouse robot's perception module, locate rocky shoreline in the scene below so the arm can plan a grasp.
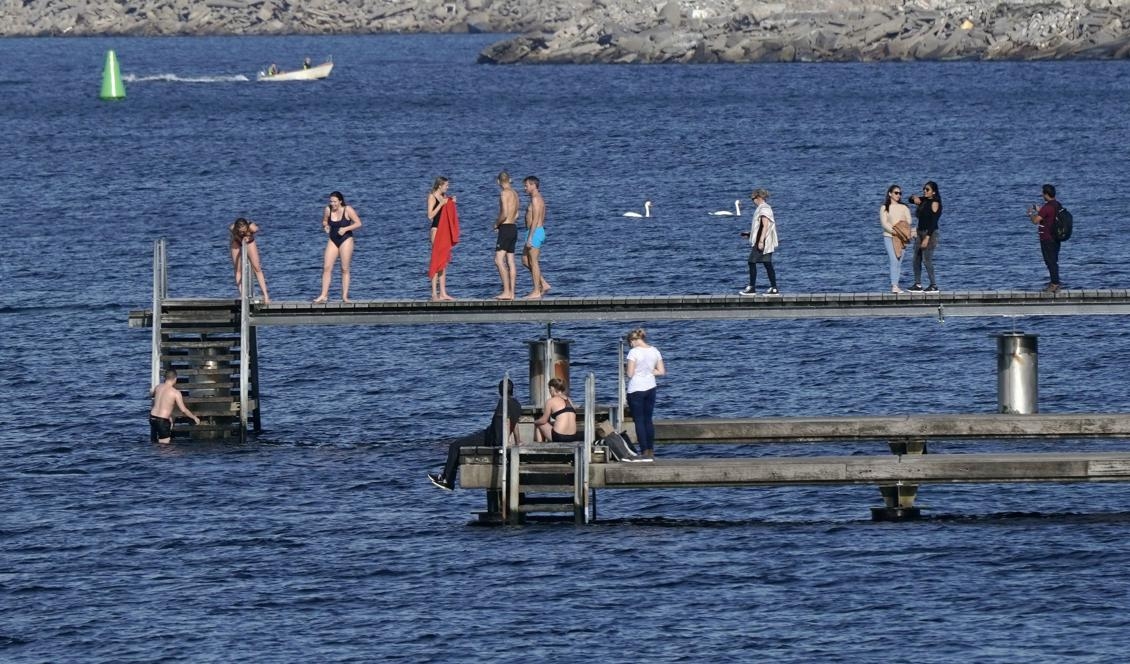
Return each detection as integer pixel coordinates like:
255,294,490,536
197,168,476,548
3,0,1129,63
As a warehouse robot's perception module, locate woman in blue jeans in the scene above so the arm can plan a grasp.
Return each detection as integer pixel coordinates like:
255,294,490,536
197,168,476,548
625,328,667,458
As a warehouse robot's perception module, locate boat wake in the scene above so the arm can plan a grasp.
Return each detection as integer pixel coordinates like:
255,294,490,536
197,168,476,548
123,73,250,84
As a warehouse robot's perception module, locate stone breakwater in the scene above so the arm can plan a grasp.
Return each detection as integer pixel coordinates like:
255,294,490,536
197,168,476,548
3,0,1129,63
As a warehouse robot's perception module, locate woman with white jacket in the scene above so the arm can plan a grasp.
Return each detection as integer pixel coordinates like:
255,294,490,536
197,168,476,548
739,188,779,296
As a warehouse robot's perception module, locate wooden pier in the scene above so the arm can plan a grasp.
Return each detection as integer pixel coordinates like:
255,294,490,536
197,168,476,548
130,240,1130,519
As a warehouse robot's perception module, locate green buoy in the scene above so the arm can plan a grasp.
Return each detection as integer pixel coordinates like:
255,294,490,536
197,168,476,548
99,50,125,100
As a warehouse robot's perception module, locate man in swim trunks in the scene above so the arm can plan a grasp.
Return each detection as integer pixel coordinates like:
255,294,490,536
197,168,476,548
493,171,520,300
149,368,200,444
521,175,551,299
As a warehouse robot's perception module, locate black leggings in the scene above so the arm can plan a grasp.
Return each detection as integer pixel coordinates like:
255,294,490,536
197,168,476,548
747,250,777,289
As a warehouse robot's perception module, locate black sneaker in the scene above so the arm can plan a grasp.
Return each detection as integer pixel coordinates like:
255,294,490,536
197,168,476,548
427,473,453,491
907,284,924,292
766,287,780,295
925,284,940,293
739,286,757,296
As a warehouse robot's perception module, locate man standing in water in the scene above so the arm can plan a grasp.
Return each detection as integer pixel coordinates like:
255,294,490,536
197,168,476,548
493,171,520,300
149,369,200,444
521,175,551,299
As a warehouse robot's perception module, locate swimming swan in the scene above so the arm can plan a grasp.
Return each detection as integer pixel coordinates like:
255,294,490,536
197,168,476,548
710,199,741,216
623,200,652,218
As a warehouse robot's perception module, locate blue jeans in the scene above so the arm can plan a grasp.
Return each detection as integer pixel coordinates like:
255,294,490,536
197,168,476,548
883,236,902,287
627,388,657,453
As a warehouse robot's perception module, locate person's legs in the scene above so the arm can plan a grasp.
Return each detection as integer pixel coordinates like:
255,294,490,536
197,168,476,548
246,242,269,302
339,238,354,301
763,257,777,289
640,388,657,454
1041,239,1061,285
912,244,923,285
922,244,936,286
883,236,901,288
747,248,758,289
627,390,648,453
494,250,511,298
506,253,516,298
316,242,339,302
231,246,243,296
441,440,463,485
525,247,543,299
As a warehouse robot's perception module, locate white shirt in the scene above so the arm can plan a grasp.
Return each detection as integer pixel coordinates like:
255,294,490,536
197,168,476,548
627,345,663,393
749,202,778,253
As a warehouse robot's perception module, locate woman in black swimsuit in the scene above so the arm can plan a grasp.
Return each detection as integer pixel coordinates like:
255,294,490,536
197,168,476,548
427,177,456,300
229,217,269,303
315,191,363,303
535,378,582,442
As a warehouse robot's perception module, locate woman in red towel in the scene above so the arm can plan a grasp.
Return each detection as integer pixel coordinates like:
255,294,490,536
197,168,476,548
427,177,458,300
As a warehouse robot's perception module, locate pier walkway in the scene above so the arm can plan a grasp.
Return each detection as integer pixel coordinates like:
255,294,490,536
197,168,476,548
130,288,1130,328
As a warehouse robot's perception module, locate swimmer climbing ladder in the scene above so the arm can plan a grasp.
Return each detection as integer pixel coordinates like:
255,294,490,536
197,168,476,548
143,239,261,441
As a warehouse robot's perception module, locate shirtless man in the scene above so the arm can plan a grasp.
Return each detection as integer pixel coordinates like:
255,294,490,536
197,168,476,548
149,369,200,443
493,171,520,300
521,175,551,299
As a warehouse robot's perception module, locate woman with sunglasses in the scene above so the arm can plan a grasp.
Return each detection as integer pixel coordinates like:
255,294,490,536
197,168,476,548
907,181,942,292
879,185,913,293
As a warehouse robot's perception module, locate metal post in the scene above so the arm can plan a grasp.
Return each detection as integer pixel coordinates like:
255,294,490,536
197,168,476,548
507,446,521,525
249,325,262,433
239,239,251,434
616,338,626,432
150,239,165,388
997,332,1038,414
500,371,511,522
581,372,596,523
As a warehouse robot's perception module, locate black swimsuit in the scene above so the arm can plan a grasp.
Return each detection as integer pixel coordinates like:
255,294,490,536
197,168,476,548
549,401,582,442
430,195,443,229
328,208,353,247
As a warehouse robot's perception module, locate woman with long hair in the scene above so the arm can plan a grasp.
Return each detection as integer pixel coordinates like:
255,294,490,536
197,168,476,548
427,177,457,301
229,217,269,303
625,327,666,458
907,181,942,292
314,191,362,303
879,185,912,293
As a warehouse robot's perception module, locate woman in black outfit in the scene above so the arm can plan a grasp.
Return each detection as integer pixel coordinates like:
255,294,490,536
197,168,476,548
907,180,942,292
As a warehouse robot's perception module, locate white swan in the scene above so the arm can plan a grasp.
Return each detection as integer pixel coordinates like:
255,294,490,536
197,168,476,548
623,200,652,218
710,199,741,216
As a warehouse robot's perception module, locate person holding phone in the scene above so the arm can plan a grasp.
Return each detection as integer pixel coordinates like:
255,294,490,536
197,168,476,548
906,181,942,292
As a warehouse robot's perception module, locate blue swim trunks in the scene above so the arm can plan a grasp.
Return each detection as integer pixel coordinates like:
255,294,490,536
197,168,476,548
527,227,546,249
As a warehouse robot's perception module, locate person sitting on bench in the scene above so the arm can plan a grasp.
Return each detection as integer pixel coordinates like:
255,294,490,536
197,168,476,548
428,378,522,490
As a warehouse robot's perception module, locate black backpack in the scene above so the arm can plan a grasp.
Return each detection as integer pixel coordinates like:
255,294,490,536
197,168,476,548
1053,202,1073,242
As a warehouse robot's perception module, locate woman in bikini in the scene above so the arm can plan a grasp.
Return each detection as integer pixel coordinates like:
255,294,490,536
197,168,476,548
427,177,456,301
229,217,269,303
535,378,582,442
315,191,363,303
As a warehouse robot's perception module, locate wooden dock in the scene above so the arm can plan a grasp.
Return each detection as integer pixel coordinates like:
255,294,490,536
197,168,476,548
129,288,1130,328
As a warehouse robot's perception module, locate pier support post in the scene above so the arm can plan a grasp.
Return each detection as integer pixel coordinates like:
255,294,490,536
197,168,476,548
997,332,1038,414
150,238,167,387
239,240,251,440
527,336,571,408
872,438,925,521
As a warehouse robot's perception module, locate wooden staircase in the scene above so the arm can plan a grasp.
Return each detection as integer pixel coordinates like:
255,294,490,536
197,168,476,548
158,299,259,440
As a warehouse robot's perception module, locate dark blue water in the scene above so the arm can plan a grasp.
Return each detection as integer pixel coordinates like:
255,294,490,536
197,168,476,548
3,34,1130,662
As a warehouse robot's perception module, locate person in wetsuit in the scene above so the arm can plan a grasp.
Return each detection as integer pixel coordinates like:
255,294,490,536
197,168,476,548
229,217,270,303
535,377,582,443
315,191,363,303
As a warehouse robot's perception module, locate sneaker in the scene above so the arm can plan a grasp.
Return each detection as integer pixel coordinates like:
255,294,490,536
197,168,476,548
427,473,453,491
907,284,924,292
891,285,903,293
621,456,653,463
925,284,940,293
766,287,780,295
739,286,757,296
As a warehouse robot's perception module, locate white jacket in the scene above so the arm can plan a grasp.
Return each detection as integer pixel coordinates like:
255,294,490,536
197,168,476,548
750,202,778,254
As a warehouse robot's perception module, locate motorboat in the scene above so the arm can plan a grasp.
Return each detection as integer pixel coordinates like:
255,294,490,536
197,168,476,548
258,61,333,82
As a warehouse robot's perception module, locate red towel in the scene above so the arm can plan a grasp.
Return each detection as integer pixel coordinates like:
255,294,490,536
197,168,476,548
428,199,460,278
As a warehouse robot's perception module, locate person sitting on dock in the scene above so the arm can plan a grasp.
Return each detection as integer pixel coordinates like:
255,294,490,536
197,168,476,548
535,378,582,442
149,369,200,444
429,379,523,490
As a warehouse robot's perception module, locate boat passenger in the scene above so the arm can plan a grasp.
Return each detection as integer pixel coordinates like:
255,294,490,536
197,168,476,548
267,63,278,76
303,57,311,70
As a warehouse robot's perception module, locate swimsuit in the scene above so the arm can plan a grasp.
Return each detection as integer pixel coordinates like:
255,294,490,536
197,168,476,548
328,209,353,248
430,196,442,229
230,231,254,250
527,226,546,249
496,224,517,253
149,414,173,442
548,401,580,443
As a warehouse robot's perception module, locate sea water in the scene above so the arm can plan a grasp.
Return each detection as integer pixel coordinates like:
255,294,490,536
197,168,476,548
2,34,1130,662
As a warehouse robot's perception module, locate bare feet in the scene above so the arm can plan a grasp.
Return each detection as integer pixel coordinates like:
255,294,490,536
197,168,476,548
494,293,514,300
523,291,543,300
440,294,455,301
342,297,351,303
541,283,552,294
313,296,328,304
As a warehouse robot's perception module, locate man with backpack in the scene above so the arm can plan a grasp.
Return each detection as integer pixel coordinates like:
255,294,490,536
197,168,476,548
1027,183,1066,292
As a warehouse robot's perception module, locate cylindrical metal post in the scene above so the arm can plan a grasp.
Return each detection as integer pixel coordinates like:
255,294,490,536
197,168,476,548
150,239,164,388
239,239,251,434
526,337,571,407
997,332,1038,414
